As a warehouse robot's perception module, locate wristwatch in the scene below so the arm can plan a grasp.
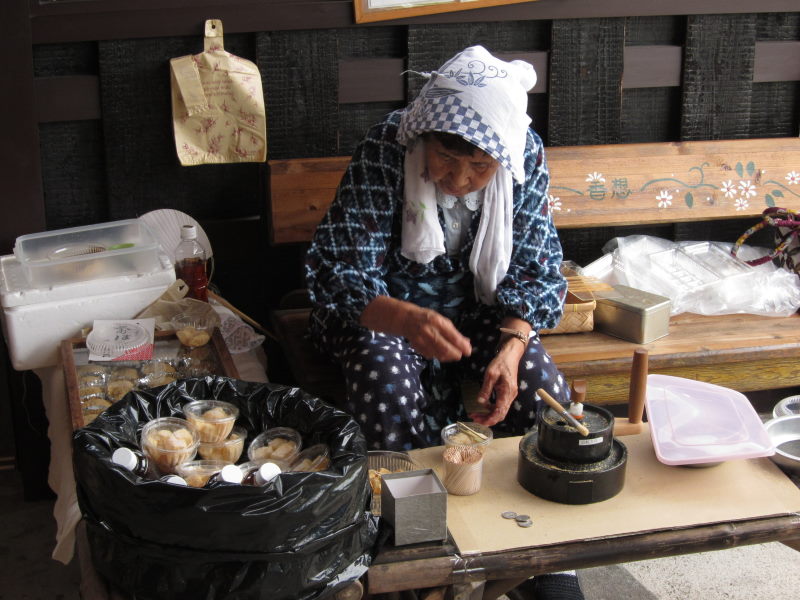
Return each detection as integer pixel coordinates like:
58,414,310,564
499,327,532,347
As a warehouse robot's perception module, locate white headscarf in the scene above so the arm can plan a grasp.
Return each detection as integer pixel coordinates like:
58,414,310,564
396,45,537,303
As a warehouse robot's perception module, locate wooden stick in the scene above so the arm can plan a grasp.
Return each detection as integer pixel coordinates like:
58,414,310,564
537,388,590,436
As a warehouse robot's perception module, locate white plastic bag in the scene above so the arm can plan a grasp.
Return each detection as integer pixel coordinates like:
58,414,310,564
583,235,800,317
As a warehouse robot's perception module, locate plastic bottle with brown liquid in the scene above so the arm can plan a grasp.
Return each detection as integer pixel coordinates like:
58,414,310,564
174,224,209,302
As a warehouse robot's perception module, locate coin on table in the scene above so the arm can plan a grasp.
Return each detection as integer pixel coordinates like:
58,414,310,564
517,519,533,528
501,511,518,519
514,514,531,522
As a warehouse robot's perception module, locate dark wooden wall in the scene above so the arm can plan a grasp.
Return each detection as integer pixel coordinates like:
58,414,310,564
1,0,798,496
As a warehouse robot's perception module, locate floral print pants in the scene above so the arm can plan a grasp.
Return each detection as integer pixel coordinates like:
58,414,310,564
318,315,569,451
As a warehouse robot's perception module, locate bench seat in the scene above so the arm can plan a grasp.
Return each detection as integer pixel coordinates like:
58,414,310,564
272,307,800,405
267,137,800,406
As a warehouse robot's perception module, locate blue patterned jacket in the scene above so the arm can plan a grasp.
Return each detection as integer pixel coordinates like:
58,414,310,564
305,109,566,335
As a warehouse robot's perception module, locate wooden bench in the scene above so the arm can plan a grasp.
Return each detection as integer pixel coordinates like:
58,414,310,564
268,137,800,405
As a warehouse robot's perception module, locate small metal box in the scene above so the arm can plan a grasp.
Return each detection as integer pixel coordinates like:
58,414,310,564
380,469,447,546
593,285,671,344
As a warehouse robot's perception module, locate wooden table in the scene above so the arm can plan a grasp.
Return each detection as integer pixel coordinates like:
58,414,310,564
366,432,800,600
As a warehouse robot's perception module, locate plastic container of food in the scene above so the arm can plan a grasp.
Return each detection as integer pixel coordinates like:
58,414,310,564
247,427,302,463
176,460,239,488
288,444,330,472
441,422,493,453
367,450,420,515
13,219,163,287
172,313,215,348
183,400,239,443
197,425,246,463
140,416,199,474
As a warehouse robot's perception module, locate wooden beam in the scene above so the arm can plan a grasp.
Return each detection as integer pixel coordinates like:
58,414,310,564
29,0,800,44
35,75,101,122
31,42,799,124
754,41,800,83
623,45,682,88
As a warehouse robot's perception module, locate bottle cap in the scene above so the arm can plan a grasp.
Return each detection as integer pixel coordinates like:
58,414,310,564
161,475,188,486
180,224,198,240
255,461,282,485
219,464,244,484
111,447,139,471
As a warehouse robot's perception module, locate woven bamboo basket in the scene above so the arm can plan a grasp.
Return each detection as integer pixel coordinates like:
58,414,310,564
540,291,596,335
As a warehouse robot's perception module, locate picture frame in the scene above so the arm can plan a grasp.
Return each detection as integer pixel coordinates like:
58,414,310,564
354,0,538,25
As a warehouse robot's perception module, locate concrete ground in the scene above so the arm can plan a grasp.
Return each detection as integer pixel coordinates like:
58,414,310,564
577,543,800,599
3,465,799,600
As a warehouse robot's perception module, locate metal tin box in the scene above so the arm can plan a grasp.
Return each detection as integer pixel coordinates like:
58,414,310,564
380,469,447,546
593,285,671,344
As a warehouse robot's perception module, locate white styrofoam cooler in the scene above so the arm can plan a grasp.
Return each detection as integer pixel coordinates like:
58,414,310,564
0,254,175,371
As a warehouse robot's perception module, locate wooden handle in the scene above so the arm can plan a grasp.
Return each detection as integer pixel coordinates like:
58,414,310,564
571,379,587,404
627,348,648,425
537,388,590,436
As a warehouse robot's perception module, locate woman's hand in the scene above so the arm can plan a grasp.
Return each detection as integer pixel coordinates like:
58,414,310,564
470,319,531,427
360,296,472,362
402,306,472,361
469,338,523,426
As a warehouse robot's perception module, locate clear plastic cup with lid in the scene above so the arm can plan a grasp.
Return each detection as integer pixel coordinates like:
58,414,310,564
441,422,493,454
247,427,302,463
140,416,199,474
288,443,331,472
175,460,242,488
183,400,239,443
198,425,246,463
172,313,215,348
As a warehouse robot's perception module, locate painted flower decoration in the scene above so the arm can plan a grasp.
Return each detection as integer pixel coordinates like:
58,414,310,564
721,180,736,198
547,194,562,211
586,172,605,183
656,190,672,208
787,171,800,185
734,197,750,211
737,180,756,198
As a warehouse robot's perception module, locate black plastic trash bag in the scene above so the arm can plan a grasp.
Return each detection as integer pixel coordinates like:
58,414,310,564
73,376,378,600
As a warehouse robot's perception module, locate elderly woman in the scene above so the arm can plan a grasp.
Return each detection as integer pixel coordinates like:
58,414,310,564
305,45,569,452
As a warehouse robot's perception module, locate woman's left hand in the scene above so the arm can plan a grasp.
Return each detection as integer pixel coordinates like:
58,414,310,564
469,339,524,427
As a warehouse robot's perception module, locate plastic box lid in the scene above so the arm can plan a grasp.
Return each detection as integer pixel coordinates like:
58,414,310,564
13,219,164,287
645,374,774,466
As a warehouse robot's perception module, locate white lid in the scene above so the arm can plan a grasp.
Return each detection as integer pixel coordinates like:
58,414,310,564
86,322,149,360
161,475,188,486
180,224,197,240
219,464,244,484
111,447,139,471
255,461,282,484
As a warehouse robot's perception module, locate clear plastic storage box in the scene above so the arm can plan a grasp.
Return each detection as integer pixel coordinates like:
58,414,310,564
13,219,164,286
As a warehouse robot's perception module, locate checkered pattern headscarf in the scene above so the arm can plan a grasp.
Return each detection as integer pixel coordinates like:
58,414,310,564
397,46,537,303
397,45,536,183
